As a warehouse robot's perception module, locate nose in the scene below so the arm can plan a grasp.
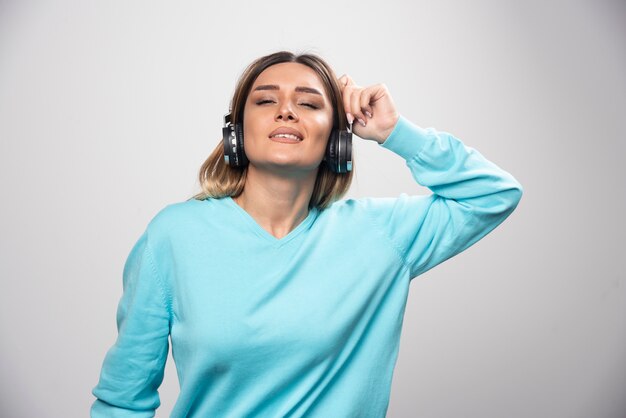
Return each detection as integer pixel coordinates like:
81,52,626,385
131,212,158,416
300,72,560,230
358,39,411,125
275,102,298,122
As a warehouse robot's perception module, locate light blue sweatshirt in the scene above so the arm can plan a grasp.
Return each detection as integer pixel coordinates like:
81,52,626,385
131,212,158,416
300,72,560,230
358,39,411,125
91,116,523,417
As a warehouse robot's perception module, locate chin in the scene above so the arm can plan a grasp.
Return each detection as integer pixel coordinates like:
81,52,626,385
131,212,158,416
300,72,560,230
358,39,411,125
252,159,322,174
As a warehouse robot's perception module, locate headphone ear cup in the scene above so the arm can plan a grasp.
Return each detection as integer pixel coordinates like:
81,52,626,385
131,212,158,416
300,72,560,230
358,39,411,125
324,129,339,172
222,125,236,166
222,122,248,167
338,130,353,173
324,129,352,173
234,123,248,166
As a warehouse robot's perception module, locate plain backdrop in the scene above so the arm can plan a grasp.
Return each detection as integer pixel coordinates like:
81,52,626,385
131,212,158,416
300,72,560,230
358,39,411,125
0,1,624,417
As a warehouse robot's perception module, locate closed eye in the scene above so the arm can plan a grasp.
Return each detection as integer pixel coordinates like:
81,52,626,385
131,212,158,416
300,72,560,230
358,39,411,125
255,99,320,109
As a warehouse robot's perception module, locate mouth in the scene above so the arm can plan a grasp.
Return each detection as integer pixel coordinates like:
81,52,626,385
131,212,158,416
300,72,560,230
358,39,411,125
270,133,302,143
269,127,304,142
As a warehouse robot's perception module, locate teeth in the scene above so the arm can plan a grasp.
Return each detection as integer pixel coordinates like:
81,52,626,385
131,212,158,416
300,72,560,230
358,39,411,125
272,133,301,141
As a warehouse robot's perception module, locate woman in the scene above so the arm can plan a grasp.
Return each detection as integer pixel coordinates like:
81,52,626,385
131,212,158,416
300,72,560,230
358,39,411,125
91,51,523,417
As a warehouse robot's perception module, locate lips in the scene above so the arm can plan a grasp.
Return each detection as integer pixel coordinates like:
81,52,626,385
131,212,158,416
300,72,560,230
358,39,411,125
269,127,303,142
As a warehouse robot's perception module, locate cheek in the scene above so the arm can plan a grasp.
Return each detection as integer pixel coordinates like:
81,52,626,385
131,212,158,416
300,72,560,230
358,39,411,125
312,111,334,140
242,109,268,142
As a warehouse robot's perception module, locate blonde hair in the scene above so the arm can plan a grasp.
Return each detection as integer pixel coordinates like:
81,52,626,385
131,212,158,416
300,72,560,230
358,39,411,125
191,51,354,210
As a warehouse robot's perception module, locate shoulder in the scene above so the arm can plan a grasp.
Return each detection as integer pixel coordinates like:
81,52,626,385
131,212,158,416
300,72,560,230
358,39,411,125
321,193,434,228
144,197,226,238
325,194,421,214
322,196,407,221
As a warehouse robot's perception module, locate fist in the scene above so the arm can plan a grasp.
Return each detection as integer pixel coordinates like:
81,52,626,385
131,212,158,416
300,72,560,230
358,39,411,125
338,74,399,144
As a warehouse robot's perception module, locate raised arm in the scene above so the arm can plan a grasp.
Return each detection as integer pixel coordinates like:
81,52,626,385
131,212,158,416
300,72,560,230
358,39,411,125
340,75,523,279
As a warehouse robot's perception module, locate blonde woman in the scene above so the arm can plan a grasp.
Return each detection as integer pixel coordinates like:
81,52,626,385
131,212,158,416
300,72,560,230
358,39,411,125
92,50,523,417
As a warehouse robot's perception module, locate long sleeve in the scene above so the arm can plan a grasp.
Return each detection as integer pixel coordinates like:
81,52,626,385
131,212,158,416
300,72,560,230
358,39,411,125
364,115,523,280
91,230,171,417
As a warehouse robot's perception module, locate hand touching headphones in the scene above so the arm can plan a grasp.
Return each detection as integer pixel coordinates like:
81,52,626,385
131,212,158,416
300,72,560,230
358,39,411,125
337,74,399,145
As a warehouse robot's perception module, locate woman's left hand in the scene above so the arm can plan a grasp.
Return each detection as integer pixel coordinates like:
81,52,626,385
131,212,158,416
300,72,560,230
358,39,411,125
338,74,400,144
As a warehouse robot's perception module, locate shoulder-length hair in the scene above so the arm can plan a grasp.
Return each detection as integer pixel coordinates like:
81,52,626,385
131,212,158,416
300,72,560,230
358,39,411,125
191,51,354,209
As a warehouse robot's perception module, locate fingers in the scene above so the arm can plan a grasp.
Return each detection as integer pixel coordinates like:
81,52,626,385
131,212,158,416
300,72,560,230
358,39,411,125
338,74,354,88
339,74,379,127
360,86,375,120
338,75,399,143
339,74,356,124
339,74,364,126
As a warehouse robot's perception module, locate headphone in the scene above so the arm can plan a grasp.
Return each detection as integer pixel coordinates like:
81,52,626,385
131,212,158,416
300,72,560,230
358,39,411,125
222,113,353,173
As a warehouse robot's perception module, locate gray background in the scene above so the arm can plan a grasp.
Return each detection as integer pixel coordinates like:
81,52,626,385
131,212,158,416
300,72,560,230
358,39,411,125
0,0,624,417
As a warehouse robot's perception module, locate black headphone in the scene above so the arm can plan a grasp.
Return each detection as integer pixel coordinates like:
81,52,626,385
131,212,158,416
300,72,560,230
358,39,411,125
222,113,353,173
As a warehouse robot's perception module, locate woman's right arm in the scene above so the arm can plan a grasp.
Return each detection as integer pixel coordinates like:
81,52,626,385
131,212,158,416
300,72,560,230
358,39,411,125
91,230,171,418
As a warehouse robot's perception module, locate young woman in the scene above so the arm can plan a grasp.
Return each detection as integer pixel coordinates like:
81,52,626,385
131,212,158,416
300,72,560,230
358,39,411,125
91,51,523,417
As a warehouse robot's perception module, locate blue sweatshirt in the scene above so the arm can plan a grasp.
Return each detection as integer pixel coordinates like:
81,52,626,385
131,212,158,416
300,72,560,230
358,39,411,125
91,116,523,417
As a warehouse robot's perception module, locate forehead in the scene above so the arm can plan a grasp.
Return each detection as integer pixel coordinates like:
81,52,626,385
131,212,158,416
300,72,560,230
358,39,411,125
252,62,328,94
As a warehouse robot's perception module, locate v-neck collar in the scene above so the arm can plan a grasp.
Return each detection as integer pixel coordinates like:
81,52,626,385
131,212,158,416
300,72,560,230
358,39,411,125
223,196,319,247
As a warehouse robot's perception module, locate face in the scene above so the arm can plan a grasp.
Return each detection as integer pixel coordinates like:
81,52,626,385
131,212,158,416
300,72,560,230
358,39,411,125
242,62,334,176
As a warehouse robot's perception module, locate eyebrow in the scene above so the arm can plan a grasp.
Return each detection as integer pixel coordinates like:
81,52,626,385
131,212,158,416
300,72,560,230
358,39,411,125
253,85,322,95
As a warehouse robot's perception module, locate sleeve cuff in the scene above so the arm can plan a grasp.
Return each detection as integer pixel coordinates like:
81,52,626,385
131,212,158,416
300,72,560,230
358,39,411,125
379,115,431,161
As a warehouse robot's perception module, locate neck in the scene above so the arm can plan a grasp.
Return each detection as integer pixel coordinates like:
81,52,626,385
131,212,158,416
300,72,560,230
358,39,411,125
233,165,318,239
